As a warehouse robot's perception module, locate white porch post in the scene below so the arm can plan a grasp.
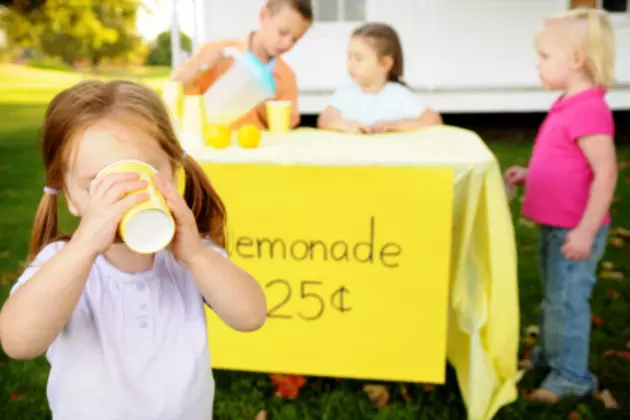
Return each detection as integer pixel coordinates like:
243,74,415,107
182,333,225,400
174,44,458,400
171,0,181,69
192,0,202,52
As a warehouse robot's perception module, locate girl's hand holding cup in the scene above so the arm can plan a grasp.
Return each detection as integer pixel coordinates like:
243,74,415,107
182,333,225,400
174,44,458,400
72,173,149,256
153,172,204,265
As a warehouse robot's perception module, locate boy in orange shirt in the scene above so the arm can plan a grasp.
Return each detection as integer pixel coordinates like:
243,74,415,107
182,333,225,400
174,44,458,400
171,0,313,129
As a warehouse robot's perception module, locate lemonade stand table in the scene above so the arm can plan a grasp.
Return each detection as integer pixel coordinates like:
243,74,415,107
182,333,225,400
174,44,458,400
189,126,521,420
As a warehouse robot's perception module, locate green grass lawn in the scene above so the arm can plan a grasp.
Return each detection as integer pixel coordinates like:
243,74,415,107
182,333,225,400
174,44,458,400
1,64,630,419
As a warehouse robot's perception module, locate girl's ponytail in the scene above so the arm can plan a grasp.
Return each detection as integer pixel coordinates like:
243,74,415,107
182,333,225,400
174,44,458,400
586,9,615,88
565,8,615,88
28,191,58,259
181,155,227,248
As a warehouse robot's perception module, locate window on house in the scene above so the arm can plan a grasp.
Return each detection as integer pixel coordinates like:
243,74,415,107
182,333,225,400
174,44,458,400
570,0,628,12
314,0,366,22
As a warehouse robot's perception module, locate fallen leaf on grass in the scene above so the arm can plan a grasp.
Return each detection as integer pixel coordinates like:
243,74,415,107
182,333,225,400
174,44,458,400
568,410,580,420
594,389,619,409
601,261,614,270
603,350,630,360
0,271,20,285
600,271,624,280
518,358,534,371
612,227,630,237
607,288,621,299
609,237,624,248
422,384,435,392
363,384,390,408
523,324,540,346
518,218,536,229
254,410,267,420
0,250,9,259
269,375,306,400
9,393,21,402
591,315,604,327
399,385,412,404
525,324,540,336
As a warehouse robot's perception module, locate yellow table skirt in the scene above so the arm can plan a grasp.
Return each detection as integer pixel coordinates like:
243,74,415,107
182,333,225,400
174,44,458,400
184,122,521,419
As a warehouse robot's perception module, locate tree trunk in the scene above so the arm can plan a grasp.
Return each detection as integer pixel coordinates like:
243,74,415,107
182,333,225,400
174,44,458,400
91,55,101,72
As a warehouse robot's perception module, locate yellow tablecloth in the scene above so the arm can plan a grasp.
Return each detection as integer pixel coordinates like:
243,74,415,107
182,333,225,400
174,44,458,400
188,126,522,419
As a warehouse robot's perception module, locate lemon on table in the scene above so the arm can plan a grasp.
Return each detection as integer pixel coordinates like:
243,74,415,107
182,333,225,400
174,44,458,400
204,124,232,149
237,124,262,149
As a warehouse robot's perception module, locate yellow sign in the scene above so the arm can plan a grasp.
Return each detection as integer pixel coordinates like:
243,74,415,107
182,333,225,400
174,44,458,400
201,164,453,383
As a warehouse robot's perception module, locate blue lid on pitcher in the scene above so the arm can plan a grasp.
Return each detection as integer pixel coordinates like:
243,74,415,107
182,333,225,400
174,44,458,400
240,51,277,97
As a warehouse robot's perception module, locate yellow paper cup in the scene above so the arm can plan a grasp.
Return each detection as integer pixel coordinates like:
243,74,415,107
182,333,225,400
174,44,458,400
266,100,292,133
97,160,175,254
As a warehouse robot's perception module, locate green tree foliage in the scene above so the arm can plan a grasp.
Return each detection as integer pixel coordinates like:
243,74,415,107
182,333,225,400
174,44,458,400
146,30,192,66
1,0,143,67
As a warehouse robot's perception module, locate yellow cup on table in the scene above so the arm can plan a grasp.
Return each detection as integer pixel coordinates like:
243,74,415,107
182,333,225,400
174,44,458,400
96,160,175,254
266,100,292,133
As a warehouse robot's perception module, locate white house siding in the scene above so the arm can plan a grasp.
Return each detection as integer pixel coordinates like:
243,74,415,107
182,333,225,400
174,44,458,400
203,0,261,40
611,13,630,83
200,0,630,112
427,0,566,88
427,0,630,87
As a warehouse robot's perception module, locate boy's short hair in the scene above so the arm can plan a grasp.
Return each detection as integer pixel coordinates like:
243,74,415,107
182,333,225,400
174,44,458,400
267,0,313,21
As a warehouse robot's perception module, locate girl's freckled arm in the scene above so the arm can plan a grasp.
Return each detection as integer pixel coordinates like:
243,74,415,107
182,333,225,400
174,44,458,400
0,240,96,360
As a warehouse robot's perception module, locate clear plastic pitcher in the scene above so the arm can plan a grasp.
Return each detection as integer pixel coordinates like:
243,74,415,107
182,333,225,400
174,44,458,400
204,48,277,126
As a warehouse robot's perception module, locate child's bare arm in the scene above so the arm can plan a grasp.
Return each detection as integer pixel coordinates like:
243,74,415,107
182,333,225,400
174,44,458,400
577,134,617,235
185,247,267,332
170,44,224,92
317,107,368,133
0,240,96,360
412,108,443,128
317,106,343,130
372,108,443,133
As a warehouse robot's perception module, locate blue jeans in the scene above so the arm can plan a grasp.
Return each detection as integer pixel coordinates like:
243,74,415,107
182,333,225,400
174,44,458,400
530,225,609,397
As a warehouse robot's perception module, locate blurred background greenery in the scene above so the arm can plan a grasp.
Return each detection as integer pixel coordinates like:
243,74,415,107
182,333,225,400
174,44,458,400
0,0,191,72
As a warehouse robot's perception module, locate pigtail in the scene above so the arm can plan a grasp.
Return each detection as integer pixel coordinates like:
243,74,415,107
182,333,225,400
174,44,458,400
28,192,58,260
181,155,227,248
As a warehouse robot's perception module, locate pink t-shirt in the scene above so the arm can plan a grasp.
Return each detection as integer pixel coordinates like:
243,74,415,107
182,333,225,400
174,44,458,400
522,88,615,229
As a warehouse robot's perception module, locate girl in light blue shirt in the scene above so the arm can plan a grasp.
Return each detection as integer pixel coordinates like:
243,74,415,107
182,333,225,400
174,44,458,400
318,23,442,134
